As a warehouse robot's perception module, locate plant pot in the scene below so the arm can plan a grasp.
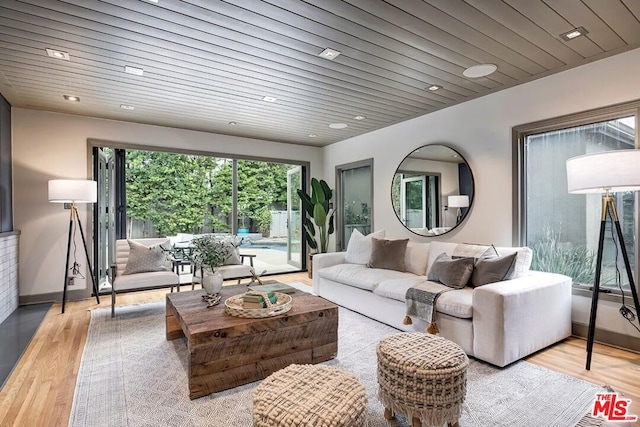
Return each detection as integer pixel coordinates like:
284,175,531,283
202,269,224,295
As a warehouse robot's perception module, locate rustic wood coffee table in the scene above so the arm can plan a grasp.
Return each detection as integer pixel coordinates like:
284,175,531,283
165,284,338,399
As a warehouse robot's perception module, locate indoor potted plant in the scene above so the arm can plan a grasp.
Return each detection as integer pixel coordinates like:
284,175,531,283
190,235,235,294
297,178,335,278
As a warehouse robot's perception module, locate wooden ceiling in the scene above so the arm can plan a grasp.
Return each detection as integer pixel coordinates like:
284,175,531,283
1,0,639,146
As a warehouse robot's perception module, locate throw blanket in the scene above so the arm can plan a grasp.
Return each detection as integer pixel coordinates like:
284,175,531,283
403,281,451,334
404,243,495,334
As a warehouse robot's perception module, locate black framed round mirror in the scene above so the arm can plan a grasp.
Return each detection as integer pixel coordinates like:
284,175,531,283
391,144,474,236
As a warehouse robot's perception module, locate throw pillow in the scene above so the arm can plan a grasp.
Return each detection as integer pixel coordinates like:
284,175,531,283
367,238,409,271
404,241,430,276
344,229,385,264
493,246,533,278
471,252,518,287
123,239,170,275
427,252,474,289
221,236,242,265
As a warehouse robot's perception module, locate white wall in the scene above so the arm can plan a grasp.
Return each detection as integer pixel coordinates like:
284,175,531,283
323,47,640,337
12,109,322,297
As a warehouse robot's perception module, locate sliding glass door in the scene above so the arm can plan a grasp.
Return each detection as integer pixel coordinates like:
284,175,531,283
93,146,305,290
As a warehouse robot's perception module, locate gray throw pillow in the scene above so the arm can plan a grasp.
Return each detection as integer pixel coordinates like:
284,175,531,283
427,252,474,289
471,252,518,287
367,238,409,272
123,239,169,275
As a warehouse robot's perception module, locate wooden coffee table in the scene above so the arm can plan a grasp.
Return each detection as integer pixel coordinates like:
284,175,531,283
165,284,338,399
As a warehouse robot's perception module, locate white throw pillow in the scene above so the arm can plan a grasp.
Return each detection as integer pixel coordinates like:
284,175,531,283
344,229,385,265
404,241,430,276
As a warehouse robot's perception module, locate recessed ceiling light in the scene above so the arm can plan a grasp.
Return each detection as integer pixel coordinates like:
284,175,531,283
427,85,442,91
46,48,70,61
142,0,158,3
120,104,135,110
319,48,341,60
229,121,238,125
463,64,498,78
262,96,278,102
560,27,588,41
63,95,80,102
308,134,317,138
353,115,366,121
124,66,144,76
329,123,348,129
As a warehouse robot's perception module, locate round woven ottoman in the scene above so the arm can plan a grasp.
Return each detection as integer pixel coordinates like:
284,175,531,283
377,333,468,427
253,364,367,426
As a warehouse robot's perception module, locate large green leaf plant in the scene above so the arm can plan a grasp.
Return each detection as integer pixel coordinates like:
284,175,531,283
296,178,335,253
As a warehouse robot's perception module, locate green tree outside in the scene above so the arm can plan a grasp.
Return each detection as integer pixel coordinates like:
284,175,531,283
125,151,290,237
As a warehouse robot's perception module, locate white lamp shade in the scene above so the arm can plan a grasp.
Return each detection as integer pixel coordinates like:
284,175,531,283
567,150,640,194
48,179,97,203
448,195,469,208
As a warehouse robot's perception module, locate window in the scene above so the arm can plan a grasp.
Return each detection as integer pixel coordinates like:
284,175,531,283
515,104,638,293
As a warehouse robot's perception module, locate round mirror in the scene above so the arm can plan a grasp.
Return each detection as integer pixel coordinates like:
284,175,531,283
392,144,474,236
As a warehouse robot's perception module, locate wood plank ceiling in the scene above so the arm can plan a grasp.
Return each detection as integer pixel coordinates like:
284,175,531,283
0,0,639,146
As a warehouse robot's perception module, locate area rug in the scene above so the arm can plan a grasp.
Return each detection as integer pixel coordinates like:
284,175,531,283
70,291,605,426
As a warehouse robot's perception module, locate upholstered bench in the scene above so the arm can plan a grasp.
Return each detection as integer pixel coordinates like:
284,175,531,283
377,332,469,427
253,364,367,427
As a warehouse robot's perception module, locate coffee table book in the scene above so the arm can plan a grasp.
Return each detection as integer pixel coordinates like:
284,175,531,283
248,282,297,294
165,284,338,399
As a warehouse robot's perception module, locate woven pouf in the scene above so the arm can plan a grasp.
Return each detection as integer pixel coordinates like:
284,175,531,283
377,333,469,427
253,364,367,427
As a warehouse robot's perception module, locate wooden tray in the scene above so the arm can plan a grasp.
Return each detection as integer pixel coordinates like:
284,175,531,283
225,292,292,318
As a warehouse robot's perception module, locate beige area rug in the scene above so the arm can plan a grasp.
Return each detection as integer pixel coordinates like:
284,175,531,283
69,286,606,427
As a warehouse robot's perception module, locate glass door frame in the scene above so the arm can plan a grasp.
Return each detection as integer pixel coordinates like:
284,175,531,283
90,139,310,279
286,165,302,268
335,159,374,251
401,175,426,229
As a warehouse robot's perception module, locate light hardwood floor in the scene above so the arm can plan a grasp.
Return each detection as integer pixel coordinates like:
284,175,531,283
0,272,639,426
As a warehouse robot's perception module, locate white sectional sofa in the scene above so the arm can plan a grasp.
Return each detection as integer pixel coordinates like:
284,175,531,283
313,240,572,367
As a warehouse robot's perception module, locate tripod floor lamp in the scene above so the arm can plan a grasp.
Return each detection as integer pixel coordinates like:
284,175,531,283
48,179,100,314
566,149,640,370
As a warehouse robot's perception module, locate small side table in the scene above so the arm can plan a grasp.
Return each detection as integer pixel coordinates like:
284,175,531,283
377,332,469,427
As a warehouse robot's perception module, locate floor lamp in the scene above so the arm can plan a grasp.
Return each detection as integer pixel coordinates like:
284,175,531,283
48,179,100,314
448,195,469,226
566,150,640,370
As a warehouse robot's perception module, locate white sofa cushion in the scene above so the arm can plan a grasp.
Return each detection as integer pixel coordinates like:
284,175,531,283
436,288,474,319
114,270,179,291
404,241,430,276
318,263,414,291
344,229,385,264
375,277,474,319
495,246,533,278
427,241,458,273
373,276,428,301
427,241,533,279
